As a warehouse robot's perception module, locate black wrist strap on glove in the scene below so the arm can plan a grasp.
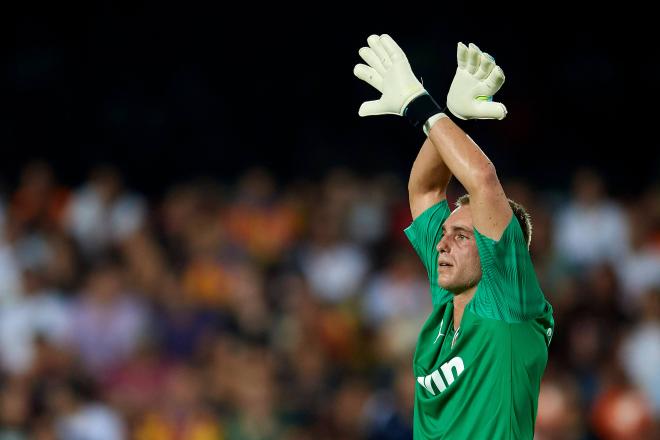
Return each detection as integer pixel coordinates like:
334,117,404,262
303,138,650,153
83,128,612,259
403,92,445,128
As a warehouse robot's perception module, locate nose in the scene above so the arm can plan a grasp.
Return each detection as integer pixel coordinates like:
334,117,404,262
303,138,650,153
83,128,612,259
437,234,450,254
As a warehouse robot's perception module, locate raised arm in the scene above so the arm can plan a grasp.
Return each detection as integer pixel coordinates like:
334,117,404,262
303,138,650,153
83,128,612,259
425,42,512,240
426,116,512,240
353,35,512,239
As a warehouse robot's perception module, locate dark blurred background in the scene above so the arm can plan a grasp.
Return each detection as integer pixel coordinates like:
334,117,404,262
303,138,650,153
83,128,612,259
6,5,659,193
2,4,659,440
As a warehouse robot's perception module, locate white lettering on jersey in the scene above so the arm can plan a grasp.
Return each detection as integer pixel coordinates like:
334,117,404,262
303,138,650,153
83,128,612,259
440,356,464,386
417,356,465,395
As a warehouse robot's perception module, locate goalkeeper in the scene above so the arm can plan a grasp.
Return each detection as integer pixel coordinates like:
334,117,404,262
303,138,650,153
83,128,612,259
353,35,554,439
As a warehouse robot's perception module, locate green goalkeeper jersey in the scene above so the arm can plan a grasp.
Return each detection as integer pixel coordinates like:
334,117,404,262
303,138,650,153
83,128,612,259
404,200,554,439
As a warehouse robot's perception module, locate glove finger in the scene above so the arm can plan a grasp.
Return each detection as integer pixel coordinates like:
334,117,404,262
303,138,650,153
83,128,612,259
358,99,386,117
485,65,506,93
475,52,495,80
354,64,384,92
367,34,392,68
380,34,406,62
467,43,481,74
457,42,468,69
358,47,386,76
475,101,507,119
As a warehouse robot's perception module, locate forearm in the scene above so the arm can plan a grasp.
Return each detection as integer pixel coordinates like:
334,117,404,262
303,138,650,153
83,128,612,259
409,138,452,194
426,116,498,194
408,137,452,218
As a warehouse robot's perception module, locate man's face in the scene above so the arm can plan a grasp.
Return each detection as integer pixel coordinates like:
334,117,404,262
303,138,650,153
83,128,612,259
436,205,482,293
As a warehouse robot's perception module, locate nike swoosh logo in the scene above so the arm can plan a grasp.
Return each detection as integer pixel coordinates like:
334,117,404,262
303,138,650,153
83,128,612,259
434,319,445,344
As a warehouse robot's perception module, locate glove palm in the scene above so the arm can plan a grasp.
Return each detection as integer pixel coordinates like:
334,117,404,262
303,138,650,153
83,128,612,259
353,34,426,116
447,42,507,120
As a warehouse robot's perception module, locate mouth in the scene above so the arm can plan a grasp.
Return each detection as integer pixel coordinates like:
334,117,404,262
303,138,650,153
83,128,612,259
438,262,453,269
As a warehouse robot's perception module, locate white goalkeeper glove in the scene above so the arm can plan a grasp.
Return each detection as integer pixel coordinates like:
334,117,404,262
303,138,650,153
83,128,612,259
446,42,507,120
353,34,445,132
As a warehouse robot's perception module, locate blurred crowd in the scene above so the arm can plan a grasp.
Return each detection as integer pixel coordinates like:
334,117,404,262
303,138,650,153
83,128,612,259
0,161,658,440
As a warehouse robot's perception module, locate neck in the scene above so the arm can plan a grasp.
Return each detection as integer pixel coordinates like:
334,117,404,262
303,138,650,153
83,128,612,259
452,285,477,329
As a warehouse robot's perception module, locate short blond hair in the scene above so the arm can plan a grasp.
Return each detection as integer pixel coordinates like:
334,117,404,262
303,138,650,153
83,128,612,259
455,194,533,248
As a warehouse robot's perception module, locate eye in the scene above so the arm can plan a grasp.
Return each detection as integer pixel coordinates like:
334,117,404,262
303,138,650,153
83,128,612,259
457,234,468,240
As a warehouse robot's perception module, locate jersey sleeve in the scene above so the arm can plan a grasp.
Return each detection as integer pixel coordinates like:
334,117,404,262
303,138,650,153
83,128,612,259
470,215,549,322
404,200,453,305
